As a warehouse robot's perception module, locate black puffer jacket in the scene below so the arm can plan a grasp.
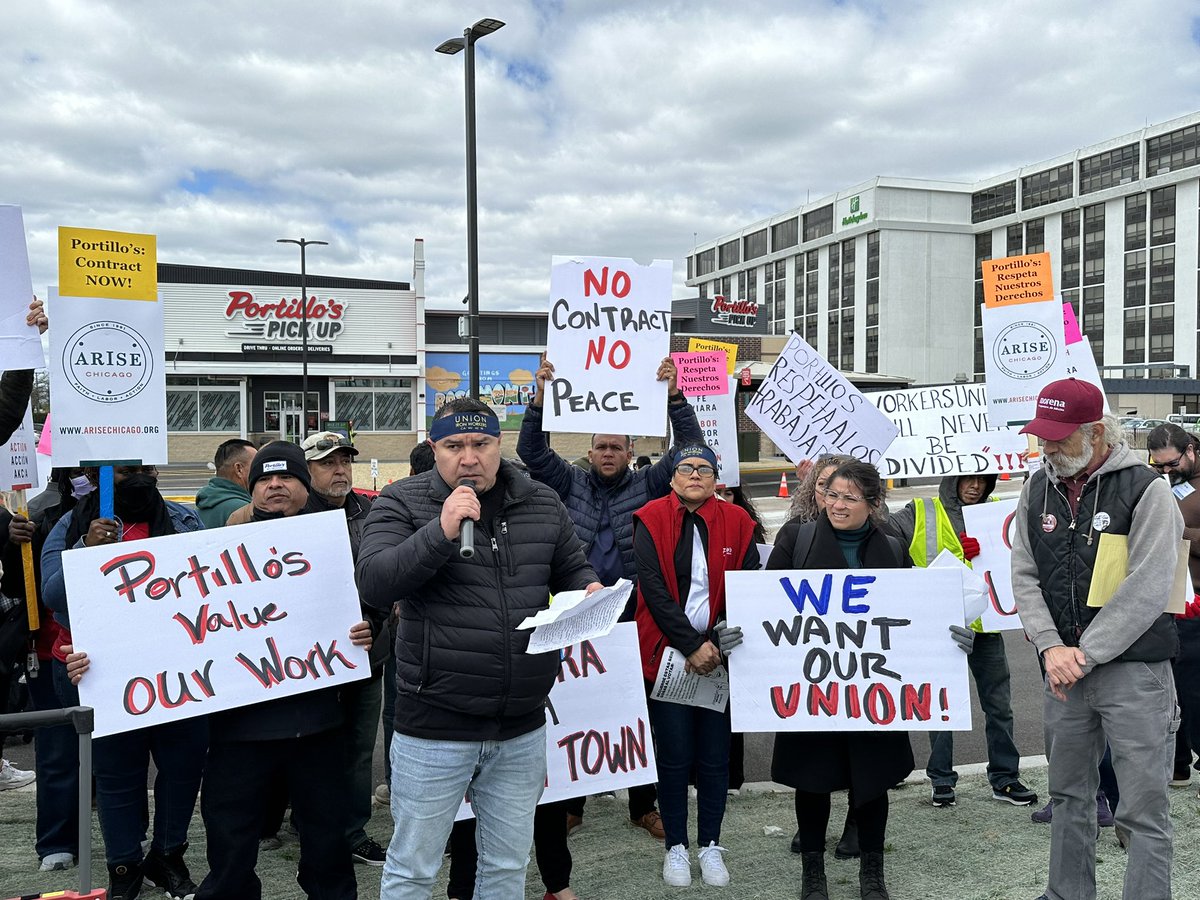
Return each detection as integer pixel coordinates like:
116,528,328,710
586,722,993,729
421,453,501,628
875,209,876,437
356,459,597,741
0,370,34,445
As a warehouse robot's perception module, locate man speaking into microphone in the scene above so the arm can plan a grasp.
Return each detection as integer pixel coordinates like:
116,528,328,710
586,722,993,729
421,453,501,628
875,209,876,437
357,397,600,900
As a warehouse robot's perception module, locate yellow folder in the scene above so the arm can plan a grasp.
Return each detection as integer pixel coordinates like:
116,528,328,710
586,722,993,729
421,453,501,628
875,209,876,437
1085,533,1189,614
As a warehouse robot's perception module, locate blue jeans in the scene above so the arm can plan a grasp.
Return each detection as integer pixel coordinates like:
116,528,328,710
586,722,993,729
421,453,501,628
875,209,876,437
93,714,208,866
646,698,730,849
926,631,1020,789
1042,659,1176,900
31,661,79,860
381,725,547,900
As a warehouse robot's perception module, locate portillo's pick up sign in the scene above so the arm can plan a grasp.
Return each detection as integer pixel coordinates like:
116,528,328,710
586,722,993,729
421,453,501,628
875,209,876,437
224,289,348,348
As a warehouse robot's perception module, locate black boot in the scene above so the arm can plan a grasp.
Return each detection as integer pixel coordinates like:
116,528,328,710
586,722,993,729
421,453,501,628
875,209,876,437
143,842,198,900
859,850,890,900
800,851,829,900
835,808,860,859
790,828,803,853
109,860,144,900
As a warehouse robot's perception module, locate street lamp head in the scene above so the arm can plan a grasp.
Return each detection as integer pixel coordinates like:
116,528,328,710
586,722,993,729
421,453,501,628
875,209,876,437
276,238,329,248
435,38,465,55
469,18,505,37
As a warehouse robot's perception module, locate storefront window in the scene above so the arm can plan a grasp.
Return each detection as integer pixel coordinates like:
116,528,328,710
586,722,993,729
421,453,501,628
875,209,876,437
166,377,241,432
334,378,413,431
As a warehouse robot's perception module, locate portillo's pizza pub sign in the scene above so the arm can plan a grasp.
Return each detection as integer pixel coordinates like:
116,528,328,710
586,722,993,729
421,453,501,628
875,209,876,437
223,289,348,354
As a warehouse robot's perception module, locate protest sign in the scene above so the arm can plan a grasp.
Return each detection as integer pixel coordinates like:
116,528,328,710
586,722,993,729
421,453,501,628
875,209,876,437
459,623,656,818
724,568,971,732
48,226,169,465
543,256,672,436
0,206,47,369
981,296,1071,426
1064,337,1110,411
961,498,1024,632
868,383,1028,477
62,510,369,738
651,647,728,712
687,337,739,374
517,580,633,653
671,351,728,396
0,400,38,491
1062,302,1083,344
745,332,898,465
685,376,740,486
981,252,1054,308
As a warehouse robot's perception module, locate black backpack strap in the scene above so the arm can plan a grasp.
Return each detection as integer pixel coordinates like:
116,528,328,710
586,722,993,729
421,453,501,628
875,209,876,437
791,520,819,568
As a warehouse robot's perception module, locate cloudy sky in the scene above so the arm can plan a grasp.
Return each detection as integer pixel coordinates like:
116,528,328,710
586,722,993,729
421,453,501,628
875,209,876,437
4,0,1199,313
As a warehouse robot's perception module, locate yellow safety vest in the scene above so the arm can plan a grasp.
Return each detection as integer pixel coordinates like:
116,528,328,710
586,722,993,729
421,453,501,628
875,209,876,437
909,496,993,633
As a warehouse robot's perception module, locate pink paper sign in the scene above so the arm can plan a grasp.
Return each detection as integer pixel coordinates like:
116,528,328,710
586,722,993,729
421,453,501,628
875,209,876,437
37,412,51,456
671,351,728,396
1062,302,1083,344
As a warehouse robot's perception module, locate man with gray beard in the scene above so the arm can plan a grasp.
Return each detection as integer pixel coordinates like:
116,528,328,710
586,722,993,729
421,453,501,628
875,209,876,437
1012,378,1182,900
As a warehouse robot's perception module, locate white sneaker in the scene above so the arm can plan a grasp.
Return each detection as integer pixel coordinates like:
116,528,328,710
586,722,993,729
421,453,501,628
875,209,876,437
0,759,34,791
698,841,730,886
39,852,75,872
662,843,692,887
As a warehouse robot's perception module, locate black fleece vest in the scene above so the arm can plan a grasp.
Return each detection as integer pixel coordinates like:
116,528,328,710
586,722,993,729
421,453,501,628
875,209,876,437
1025,464,1178,661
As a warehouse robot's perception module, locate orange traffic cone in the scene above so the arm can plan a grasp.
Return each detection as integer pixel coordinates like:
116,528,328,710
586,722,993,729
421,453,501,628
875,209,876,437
999,472,1011,481
777,472,789,498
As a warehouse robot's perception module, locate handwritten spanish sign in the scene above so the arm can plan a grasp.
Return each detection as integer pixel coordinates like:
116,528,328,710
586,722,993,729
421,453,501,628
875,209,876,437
981,252,1054,308
48,225,167,465
458,623,656,819
0,206,47,369
981,295,1071,426
543,256,672,436
724,568,971,732
961,498,1024,632
671,351,728,396
62,510,369,738
687,337,739,375
867,384,1028,477
745,332,898,465
684,376,740,486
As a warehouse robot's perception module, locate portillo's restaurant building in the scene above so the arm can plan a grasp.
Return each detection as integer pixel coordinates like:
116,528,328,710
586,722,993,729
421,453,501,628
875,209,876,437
159,240,425,462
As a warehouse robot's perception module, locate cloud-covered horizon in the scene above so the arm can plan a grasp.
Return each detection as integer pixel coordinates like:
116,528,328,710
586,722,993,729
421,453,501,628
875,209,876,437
3,0,1198,312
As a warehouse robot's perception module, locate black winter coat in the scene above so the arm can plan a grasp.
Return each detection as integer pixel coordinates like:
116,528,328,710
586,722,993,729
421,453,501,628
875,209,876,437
767,513,916,806
356,459,597,741
0,370,33,445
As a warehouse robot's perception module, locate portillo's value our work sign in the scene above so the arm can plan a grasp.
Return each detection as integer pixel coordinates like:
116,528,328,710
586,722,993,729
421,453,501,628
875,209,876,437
49,227,168,465
542,256,672,437
724,568,971,733
62,511,369,738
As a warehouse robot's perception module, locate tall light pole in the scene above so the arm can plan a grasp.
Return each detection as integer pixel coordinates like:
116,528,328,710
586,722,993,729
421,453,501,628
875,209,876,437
436,17,505,400
277,237,328,439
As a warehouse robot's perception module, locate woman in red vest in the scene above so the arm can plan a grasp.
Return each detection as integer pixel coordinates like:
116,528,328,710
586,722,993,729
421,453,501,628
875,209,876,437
633,445,759,891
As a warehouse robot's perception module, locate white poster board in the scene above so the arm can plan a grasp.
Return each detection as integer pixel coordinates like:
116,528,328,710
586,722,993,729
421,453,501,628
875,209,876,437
1064,337,1110,412
458,622,656,818
745,332,898,465
962,498,1024,632
543,256,672,436
981,298,1072,426
685,376,741,487
868,383,1028,478
47,287,168,465
62,510,369,737
725,568,971,732
0,400,39,491
0,206,46,370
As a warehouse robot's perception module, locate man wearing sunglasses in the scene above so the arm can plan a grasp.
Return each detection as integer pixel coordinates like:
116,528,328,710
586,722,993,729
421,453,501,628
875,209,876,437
1147,423,1200,794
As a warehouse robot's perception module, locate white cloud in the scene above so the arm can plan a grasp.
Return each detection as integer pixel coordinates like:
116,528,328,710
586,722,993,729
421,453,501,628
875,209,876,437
2,0,1199,313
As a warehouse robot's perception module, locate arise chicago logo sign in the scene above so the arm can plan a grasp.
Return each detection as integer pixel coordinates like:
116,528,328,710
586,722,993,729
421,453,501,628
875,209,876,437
62,321,154,403
992,320,1057,380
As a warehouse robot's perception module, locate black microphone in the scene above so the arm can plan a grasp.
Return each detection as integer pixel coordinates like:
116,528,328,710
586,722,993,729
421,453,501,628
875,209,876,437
457,479,478,559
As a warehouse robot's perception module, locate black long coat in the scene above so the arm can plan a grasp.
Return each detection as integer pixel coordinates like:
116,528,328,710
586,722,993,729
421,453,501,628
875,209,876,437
768,513,916,807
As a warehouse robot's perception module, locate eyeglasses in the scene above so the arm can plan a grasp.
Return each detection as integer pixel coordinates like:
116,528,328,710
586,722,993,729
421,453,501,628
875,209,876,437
1151,451,1188,472
674,463,716,477
311,437,352,452
822,489,865,505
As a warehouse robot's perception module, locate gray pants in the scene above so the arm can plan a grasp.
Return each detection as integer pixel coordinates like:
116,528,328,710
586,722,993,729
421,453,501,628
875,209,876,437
1042,658,1178,900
